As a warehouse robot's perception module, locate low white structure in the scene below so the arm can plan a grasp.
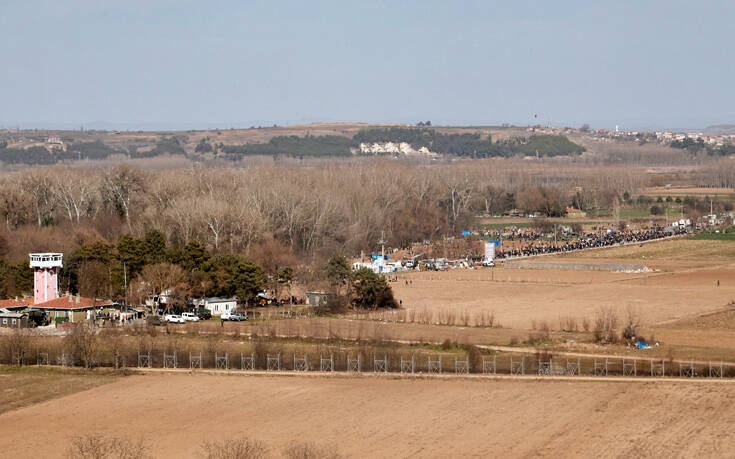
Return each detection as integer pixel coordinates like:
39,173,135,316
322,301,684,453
306,292,330,307
194,297,237,316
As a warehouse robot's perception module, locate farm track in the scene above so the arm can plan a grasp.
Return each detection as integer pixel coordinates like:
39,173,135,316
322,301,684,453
134,367,735,383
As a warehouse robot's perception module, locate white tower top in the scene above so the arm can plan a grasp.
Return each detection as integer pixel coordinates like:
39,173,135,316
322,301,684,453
29,253,63,269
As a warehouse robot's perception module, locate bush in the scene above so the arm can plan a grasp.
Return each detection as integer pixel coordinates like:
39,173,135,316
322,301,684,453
67,434,150,459
199,437,268,459
282,441,343,459
621,308,640,344
466,344,482,372
0,328,35,365
65,324,100,368
350,268,398,309
593,306,619,344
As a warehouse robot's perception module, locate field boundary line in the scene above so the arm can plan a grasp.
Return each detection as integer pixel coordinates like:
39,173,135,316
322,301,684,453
134,367,735,384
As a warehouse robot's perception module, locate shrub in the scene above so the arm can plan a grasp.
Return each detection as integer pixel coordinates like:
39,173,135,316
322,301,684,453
199,437,268,459
67,434,150,459
66,324,101,368
621,307,640,344
466,344,482,372
282,441,343,459
593,306,619,344
0,328,35,365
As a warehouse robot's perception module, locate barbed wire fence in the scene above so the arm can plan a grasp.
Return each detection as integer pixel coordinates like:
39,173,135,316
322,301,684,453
13,348,735,380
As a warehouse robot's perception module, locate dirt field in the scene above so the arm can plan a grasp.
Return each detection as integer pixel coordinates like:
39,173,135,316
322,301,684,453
391,259,735,330
0,372,733,458
642,186,735,198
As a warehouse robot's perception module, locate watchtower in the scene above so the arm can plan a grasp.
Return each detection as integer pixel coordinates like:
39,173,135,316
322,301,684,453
29,253,63,304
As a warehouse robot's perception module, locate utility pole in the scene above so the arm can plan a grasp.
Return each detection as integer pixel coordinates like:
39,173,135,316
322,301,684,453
123,261,127,305
378,231,386,260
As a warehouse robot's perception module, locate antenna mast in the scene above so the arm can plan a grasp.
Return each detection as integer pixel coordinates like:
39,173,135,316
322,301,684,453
378,231,386,259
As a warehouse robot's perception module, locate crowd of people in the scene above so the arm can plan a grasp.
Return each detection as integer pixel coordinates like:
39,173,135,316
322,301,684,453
497,226,687,259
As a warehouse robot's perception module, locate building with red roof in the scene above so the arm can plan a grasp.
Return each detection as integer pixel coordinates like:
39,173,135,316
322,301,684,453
34,293,114,323
0,297,35,310
0,253,117,325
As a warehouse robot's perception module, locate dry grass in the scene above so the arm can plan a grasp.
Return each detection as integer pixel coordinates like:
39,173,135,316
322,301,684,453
199,437,269,459
0,366,122,415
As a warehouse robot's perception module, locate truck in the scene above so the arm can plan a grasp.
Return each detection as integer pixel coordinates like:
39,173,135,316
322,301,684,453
221,311,248,321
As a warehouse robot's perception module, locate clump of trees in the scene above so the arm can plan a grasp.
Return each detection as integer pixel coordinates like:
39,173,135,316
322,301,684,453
323,255,397,312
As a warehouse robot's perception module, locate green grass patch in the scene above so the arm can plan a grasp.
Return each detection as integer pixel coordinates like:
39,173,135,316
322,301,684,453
620,208,651,218
689,232,735,241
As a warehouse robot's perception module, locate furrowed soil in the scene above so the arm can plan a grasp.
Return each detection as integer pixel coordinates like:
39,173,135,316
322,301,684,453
0,373,733,458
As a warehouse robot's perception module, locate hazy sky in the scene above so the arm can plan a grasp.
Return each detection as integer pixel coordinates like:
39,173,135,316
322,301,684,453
2,0,734,130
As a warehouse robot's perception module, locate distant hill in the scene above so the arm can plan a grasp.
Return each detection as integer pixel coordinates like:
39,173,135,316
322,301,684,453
0,123,586,166
703,125,735,135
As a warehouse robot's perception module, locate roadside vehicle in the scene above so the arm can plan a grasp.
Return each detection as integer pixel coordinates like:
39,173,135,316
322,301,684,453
146,315,163,326
164,314,186,324
181,312,200,322
196,308,212,320
221,311,248,321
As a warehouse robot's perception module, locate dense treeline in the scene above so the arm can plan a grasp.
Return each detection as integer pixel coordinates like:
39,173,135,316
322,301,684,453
222,135,353,158
670,138,735,156
0,157,733,299
0,128,587,165
354,127,585,157
0,138,186,165
0,160,648,262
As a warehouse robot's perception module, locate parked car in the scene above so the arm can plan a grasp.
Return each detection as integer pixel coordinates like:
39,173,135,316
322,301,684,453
196,308,212,320
181,312,200,322
146,315,163,326
164,314,186,324
221,311,248,321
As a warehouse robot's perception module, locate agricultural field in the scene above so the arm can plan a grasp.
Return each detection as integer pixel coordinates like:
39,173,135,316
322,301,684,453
0,366,121,415
391,239,735,330
3,218,735,458
0,372,733,458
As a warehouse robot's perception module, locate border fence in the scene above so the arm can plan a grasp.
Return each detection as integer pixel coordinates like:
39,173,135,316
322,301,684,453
9,349,733,380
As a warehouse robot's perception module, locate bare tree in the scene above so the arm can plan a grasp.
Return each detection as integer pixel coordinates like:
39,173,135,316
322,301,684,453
137,263,188,314
66,324,100,368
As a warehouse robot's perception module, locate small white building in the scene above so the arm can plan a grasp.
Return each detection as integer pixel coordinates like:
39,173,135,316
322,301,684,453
194,297,238,316
306,292,330,307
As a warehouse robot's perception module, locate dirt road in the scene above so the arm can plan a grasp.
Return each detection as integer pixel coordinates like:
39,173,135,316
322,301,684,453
1,373,733,458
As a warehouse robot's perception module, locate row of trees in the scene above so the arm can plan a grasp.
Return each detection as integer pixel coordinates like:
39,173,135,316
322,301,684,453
0,229,398,312
354,127,586,157
0,160,648,263
0,138,187,165
1,128,587,166
670,138,735,156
